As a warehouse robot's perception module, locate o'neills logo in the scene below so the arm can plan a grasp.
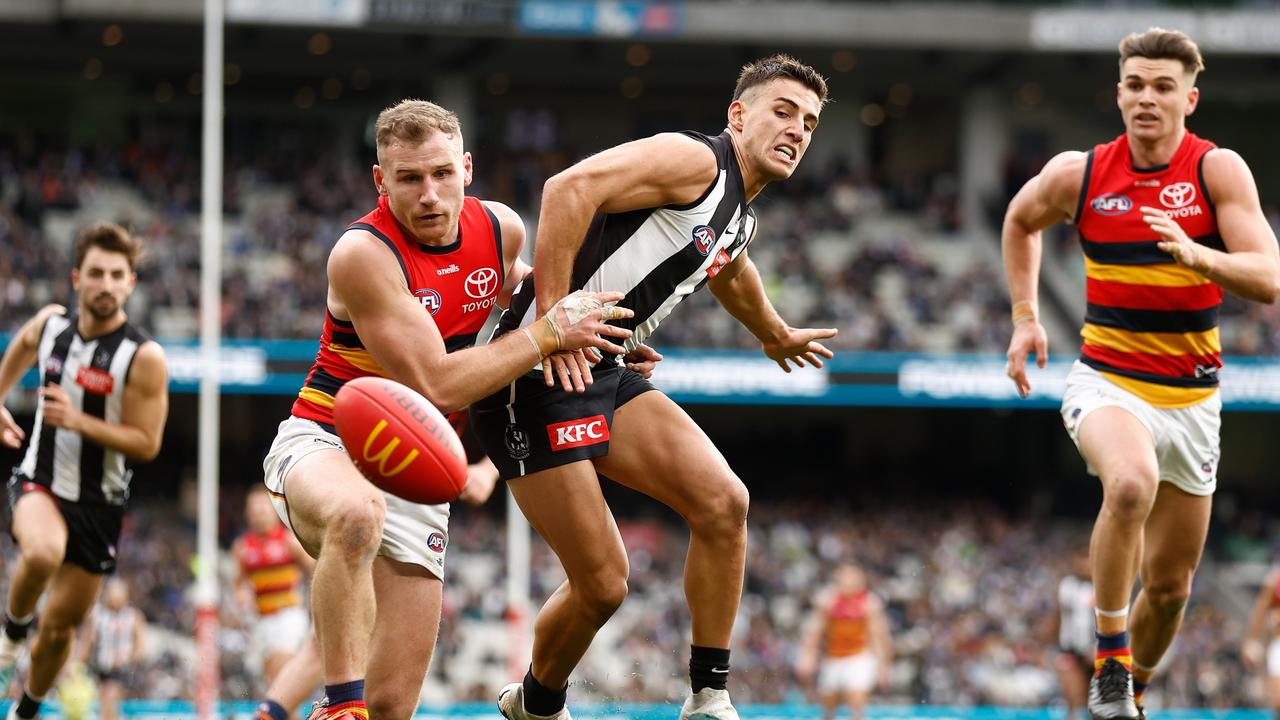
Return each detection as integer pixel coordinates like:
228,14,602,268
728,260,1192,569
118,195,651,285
547,415,610,451
75,367,114,395
362,419,419,477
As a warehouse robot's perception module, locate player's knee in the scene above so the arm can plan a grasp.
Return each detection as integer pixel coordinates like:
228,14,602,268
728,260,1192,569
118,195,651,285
577,569,629,622
1144,574,1193,614
1101,473,1155,517
325,493,385,558
692,475,749,538
19,541,64,578
35,620,77,650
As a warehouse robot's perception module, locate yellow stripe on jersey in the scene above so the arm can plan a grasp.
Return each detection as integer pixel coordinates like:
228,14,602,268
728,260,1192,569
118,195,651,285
1099,371,1218,408
251,565,302,590
327,344,388,375
1082,323,1220,358
298,386,335,409
256,589,303,615
1084,257,1214,288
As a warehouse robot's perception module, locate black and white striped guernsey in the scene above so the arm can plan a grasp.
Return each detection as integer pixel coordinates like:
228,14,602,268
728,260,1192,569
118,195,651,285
15,312,150,506
495,129,758,353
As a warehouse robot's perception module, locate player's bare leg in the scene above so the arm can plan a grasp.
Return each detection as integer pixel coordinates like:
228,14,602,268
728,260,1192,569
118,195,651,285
0,492,70,693
502,462,627,718
363,556,442,719
1079,406,1158,719
23,564,102,720
281,449,385,717
1128,484,1210,707
596,391,748,719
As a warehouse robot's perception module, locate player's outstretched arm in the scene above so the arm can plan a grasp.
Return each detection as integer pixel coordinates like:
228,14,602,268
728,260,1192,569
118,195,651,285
0,304,66,448
1002,151,1085,397
331,232,633,414
707,250,834,373
532,133,719,316
1149,149,1280,304
43,341,168,461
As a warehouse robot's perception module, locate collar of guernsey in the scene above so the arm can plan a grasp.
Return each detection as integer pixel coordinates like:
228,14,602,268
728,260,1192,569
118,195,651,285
291,195,503,425
1074,131,1222,408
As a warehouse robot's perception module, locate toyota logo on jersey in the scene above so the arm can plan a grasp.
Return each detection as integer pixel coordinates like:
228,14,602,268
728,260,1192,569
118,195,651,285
415,288,442,315
692,225,716,256
1160,182,1196,209
465,268,498,299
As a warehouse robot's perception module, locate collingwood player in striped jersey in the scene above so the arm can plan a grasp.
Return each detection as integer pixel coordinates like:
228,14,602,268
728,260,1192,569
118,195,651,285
0,222,168,720
473,55,835,720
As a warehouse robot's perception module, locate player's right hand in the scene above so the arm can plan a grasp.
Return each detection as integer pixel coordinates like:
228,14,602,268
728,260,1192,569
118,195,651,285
1242,638,1265,670
1005,319,1048,398
0,406,24,448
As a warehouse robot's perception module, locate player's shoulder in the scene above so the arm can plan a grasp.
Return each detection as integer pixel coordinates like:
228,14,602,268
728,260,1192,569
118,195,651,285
1200,146,1254,190
480,199,524,231
1035,150,1090,207
330,226,402,271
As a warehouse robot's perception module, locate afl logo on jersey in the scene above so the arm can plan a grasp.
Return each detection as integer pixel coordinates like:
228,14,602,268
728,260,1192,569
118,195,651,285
1160,182,1196,209
465,268,498,299
415,288,442,315
692,225,716,256
1090,194,1132,216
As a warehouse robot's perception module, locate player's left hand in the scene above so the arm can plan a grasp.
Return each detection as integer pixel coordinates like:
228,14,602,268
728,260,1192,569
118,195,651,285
1144,207,1213,273
0,406,24,448
38,383,82,432
456,456,500,506
623,343,663,379
542,349,593,392
762,326,837,373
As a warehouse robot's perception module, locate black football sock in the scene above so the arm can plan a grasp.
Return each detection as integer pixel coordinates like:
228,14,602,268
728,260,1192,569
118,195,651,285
690,645,731,693
523,667,567,716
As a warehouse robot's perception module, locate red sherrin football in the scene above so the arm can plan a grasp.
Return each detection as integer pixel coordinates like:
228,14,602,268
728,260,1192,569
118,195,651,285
333,376,467,504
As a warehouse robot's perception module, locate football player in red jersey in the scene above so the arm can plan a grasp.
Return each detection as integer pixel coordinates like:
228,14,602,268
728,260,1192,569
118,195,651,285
1242,567,1280,719
1002,28,1279,719
795,564,892,720
233,487,314,690
259,99,637,720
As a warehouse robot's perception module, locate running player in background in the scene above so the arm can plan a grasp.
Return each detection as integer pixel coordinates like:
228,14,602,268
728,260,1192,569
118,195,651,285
473,54,834,720
795,563,891,720
1242,567,1280,719
1053,549,1096,720
77,579,145,720
260,99,634,720
0,222,168,720
1002,27,1280,720
233,487,314,688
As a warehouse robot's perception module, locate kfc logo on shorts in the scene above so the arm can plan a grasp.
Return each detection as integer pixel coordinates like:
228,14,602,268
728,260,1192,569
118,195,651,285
547,415,610,451
706,249,731,278
427,532,446,553
691,225,716,256
75,366,115,395
46,355,63,376
415,288,442,315
464,268,498,299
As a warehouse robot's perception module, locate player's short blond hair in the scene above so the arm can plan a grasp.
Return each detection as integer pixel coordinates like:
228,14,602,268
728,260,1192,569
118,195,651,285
375,99,462,164
1119,28,1205,77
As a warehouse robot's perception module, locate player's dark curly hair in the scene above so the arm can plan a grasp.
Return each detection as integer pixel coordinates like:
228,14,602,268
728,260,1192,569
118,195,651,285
733,54,829,106
74,222,141,271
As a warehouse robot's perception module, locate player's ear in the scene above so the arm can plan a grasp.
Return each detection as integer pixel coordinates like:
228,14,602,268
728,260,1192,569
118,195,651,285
372,164,388,196
462,152,474,188
1185,85,1200,117
727,99,746,132
71,267,81,291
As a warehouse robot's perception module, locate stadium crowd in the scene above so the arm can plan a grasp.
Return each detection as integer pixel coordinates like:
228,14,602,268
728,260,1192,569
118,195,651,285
0,494,1264,710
